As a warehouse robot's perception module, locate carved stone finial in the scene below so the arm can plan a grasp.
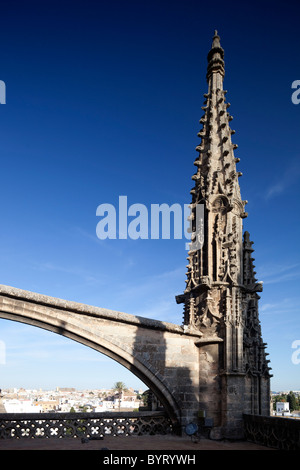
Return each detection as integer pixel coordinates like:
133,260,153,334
206,30,225,82
212,30,221,48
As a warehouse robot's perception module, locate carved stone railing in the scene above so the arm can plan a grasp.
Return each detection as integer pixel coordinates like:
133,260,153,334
0,411,173,440
243,414,300,450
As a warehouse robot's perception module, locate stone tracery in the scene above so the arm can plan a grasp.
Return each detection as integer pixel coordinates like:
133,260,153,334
176,31,271,434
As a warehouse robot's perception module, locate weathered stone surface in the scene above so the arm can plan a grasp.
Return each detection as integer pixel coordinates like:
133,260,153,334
175,31,272,438
0,284,201,427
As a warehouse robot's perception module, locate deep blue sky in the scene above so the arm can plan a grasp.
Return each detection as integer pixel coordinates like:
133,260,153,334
0,0,299,392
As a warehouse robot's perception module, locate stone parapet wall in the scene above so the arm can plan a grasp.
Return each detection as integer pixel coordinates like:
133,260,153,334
243,414,300,450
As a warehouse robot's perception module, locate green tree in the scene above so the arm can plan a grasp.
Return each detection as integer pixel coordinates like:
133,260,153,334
272,393,287,410
287,391,297,411
141,390,150,407
81,405,88,411
113,381,127,410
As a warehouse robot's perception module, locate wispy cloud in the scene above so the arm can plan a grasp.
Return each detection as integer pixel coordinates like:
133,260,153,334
132,299,182,324
261,297,300,317
110,266,183,322
1,323,110,366
259,298,300,339
121,267,181,298
265,158,300,200
31,261,108,287
259,263,300,285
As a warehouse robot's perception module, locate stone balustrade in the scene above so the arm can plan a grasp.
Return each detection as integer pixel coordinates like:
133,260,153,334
0,411,173,440
243,414,300,450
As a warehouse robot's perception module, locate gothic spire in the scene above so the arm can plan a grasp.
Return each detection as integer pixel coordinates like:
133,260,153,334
177,32,271,429
177,31,248,318
192,30,247,210
206,30,225,86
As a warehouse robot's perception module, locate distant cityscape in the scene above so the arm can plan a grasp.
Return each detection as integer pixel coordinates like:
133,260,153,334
1,386,300,418
271,390,300,418
0,385,146,414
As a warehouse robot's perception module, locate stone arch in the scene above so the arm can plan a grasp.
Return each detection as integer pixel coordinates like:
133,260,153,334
0,290,183,426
